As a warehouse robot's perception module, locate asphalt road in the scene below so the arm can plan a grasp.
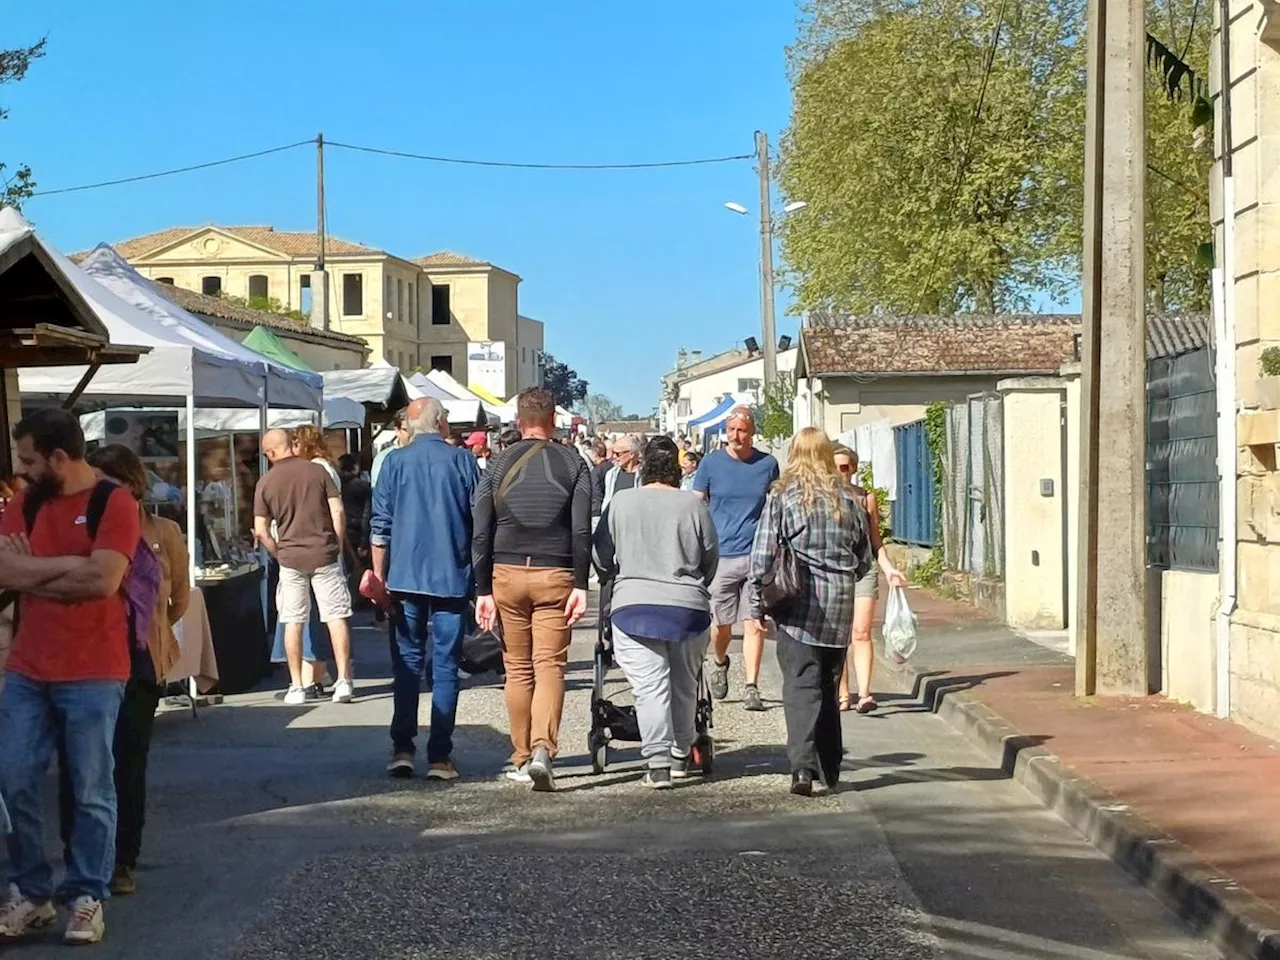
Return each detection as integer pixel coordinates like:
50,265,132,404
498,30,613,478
1,603,1220,960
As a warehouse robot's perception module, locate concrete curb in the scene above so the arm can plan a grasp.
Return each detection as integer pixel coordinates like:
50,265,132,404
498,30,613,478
916,673,1280,960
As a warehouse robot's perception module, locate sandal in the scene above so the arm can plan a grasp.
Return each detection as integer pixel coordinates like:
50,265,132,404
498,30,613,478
855,695,879,714
838,695,854,712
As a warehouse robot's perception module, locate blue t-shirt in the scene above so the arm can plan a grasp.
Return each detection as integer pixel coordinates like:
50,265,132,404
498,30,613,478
692,448,779,557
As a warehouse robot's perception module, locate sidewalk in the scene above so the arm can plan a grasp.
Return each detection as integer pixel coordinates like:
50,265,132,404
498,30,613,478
894,584,1280,960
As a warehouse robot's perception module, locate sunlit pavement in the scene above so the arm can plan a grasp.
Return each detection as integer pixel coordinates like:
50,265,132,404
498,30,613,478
1,597,1220,959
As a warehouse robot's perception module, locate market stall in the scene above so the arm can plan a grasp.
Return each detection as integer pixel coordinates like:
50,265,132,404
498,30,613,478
19,243,323,694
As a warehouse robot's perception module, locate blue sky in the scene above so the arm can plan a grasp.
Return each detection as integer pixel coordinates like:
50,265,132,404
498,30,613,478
7,0,800,414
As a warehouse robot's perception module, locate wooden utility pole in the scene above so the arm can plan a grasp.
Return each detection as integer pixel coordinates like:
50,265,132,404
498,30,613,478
311,133,330,332
1075,0,1150,695
756,131,778,388
316,132,326,271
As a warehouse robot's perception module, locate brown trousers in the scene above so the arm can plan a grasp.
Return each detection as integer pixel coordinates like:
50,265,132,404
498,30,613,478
494,563,574,766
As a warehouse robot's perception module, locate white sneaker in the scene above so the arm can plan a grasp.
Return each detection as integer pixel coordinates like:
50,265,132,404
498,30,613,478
0,883,57,938
63,896,104,945
331,679,354,703
505,764,532,784
283,686,306,705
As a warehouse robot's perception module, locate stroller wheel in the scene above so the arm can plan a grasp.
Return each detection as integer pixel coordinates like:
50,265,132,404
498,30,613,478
589,736,608,775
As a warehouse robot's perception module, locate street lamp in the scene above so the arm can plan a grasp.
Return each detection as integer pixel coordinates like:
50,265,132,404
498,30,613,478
724,129,807,389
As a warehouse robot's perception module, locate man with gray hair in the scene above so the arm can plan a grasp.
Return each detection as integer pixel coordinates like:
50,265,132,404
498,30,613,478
599,433,642,514
370,396,480,780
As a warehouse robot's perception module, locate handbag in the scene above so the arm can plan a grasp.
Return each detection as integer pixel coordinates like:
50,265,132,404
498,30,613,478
761,534,802,612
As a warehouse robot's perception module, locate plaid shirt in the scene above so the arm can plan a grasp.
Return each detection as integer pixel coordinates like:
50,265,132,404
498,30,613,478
746,483,874,647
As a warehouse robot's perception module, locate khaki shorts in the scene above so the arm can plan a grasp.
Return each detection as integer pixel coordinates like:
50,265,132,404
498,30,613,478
710,554,751,627
277,561,353,624
855,561,880,601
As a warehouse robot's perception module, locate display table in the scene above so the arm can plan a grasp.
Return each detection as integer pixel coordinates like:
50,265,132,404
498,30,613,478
196,565,268,694
166,586,220,693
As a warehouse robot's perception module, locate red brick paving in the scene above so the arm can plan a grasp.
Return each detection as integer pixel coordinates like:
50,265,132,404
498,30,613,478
953,656,1280,911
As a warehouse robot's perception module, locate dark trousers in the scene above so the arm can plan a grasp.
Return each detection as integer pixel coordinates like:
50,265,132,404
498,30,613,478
59,679,162,870
775,632,845,779
389,594,468,762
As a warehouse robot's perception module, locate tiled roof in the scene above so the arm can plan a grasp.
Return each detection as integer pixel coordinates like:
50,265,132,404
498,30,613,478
154,282,369,348
415,251,490,267
103,226,380,260
1147,313,1210,359
800,314,1080,376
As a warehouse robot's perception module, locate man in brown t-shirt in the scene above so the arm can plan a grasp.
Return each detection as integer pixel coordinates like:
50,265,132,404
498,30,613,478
253,428,354,705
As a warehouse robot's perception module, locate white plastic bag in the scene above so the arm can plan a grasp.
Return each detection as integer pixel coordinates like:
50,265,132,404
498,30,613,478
883,585,918,663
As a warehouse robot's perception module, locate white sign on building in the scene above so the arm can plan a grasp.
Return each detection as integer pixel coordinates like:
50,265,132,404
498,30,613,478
467,341,506,398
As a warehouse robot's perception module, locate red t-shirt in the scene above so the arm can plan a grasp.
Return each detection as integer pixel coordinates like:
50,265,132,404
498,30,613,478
0,485,140,682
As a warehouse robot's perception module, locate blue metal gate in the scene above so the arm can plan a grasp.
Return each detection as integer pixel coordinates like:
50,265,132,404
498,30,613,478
892,420,938,545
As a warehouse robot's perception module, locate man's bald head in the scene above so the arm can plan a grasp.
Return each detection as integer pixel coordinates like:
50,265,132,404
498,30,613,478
406,397,448,438
262,428,294,463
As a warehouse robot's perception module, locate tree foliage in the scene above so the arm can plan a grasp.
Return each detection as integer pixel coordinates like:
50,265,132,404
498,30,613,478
1,39,47,211
581,393,623,425
779,0,1211,315
541,353,588,409
757,373,795,441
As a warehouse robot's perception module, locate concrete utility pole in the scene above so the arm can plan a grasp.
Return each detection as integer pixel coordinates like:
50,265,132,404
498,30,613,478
1075,0,1150,696
311,132,330,332
756,130,778,388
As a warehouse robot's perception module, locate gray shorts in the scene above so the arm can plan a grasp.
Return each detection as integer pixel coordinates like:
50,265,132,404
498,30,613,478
710,554,751,627
855,561,880,601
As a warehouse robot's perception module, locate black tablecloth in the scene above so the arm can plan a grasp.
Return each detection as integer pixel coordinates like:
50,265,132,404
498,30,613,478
197,568,268,695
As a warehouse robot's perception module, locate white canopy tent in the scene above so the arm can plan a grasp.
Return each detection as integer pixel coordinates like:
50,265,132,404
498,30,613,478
424,369,510,422
327,366,493,427
79,395,366,441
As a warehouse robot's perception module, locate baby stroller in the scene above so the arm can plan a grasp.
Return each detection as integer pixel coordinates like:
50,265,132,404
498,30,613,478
588,584,714,776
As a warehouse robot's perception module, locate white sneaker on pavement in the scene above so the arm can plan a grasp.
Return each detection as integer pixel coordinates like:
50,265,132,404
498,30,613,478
505,764,532,784
63,896,104,945
283,686,306,706
0,883,57,939
331,679,354,703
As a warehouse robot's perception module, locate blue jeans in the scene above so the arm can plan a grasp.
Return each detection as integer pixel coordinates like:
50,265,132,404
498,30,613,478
0,672,125,903
389,595,467,762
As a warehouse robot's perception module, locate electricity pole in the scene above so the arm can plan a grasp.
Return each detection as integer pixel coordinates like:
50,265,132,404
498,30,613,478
311,133,330,332
1075,0,1149,695
316,132,326,271
756,130,778,388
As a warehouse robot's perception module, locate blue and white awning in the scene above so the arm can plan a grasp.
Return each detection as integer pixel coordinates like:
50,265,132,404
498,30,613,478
687,395,736,428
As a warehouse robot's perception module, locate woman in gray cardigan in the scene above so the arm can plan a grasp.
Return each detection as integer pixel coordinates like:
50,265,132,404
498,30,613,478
593,436,720,788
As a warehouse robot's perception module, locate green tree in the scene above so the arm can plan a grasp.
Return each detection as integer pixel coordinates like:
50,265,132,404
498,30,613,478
757,373,795,441
780,0,1211,315
1,39,47,211
541,353,588,409
581,393,623,424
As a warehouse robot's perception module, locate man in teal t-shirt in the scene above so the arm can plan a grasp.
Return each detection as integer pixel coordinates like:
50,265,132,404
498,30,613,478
692,407,779,712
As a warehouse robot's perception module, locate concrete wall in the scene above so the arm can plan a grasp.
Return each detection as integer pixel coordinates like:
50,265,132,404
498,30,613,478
999,380,1069,630
1220,0,1280,740
517,316,544,391
816,374,1004,438
488,273,521,397
1161,570,1220,712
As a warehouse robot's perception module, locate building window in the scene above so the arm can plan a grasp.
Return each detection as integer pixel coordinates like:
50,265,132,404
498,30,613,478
738,378,762,395
342,274,363,316
384,276,392,318
432,284,450,325
155,276,174,285
408,285,416,325
430,354,453,375
248,274,269,301
299,274,313,316
201,276,222,296
677,399,691,417
522,346,527,363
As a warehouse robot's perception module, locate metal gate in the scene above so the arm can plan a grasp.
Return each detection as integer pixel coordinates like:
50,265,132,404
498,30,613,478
892,419,938,545
943,395,1005,578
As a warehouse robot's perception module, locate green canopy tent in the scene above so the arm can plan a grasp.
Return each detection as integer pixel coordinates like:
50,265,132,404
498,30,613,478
241,325,314,373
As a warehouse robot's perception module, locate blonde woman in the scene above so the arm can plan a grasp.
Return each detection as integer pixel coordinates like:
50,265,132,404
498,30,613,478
832,446,907,713
745,428,875,796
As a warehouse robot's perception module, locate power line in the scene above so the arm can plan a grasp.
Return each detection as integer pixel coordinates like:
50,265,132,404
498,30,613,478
28,137,755,199
29,140,315,197
325,139,754,169
913,0,1011,313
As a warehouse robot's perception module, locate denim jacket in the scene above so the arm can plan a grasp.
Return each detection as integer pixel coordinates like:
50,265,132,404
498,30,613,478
370,434,480,598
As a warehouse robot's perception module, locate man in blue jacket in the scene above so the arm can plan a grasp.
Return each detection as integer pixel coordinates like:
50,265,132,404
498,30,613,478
370,397,479,781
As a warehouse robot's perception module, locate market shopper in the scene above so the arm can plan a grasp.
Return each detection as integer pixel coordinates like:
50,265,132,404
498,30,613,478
370,408,410,489
745,427,875,795
76,444,190,897
593,436,718,788
0,410,138,945
599,434,641,514
692,407,779,712
473,388,591,791
253,428,355,706
370,397,480,781
832,445,906,713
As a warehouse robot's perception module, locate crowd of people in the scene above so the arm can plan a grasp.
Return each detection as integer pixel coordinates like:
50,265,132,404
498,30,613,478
0,387,896,944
